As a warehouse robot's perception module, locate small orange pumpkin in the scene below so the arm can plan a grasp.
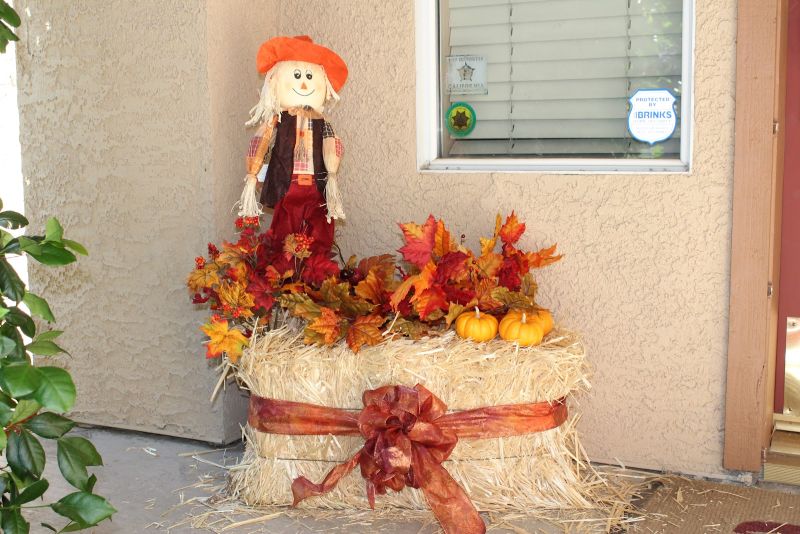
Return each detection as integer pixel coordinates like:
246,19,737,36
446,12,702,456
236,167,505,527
503,308,554,336
455,307,498,342
499,311,544,346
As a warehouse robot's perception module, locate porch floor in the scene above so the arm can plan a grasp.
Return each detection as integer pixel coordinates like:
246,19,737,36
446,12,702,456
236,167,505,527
22,427,800,533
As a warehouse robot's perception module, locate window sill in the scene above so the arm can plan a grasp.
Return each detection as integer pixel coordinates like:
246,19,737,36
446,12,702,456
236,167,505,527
419,158,691,174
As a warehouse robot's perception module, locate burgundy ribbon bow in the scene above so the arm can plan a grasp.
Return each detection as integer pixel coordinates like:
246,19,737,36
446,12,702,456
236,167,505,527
249,384,568,534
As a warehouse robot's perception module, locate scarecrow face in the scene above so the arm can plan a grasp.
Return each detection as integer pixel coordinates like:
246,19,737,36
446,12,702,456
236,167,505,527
276,61,328,112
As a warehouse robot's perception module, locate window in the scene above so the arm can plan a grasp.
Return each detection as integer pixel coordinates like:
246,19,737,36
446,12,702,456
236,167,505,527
415,0,694,172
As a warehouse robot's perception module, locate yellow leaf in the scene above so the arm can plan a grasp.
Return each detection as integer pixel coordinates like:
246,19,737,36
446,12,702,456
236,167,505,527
346,314,385,353
444,302,466,328
479,237,496,257
433,219,457,258
200,318,248,362
306,307,343,345
475,253,503,277
217,281,255,318
187,264,220,293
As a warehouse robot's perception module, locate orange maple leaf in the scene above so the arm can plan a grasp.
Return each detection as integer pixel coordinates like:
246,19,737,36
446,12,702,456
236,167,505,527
187,264,220,293
433,219,457,258
465,279,503,311
398,215,436,268
390,261,436,310
355,270,388,305
346,314,386,353
200,317,249,362
526,244,563,268
217,281,256,318
412,286,448,320
499,212,526,245
307,307,343,344
475,252,503,278
357,254,396,280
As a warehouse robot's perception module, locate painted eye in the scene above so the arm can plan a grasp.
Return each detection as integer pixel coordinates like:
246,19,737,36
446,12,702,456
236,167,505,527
305,70,313,80
293,69,301,79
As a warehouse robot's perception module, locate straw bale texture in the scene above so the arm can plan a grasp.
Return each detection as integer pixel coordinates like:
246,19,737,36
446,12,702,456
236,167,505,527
229,326,606,512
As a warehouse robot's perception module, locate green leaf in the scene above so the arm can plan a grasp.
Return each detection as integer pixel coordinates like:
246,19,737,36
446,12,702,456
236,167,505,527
7,429,46,478
40,523,58,533
0,258,25,302
0,23,20,54
0,362,43,397
0,334,16,357
5,307,36,337
44,218,64,242
25,242,76,267
0,400,12,425
26,340,65,356
14,478,49,505
36,330,63,342
1,508,30,534
11,399,41,424
22,292,55,323
17,236,42,255
0,1,22,27
0,210,28,230
57,436,102,491
0,323,26,360
34,367,76,413
51,492,115,527
0,425,7,451
24,412,75,438
62,239,88,256
0,306,9,319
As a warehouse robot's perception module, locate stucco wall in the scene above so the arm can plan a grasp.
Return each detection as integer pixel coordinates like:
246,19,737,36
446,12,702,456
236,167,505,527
278,1,737,476
15,0,277,443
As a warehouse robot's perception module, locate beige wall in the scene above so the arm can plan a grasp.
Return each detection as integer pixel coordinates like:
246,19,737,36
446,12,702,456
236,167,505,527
16,0,277,443
278,1,737,476
14,0,738,474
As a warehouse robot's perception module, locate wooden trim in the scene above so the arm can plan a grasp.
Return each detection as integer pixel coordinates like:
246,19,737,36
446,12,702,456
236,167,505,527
724,0,789,472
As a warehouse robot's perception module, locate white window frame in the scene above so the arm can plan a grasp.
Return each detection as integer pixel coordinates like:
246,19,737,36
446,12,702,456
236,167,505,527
415,0,695,174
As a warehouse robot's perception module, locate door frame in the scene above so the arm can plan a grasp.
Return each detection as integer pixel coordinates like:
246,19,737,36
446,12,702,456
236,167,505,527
724,0,789,472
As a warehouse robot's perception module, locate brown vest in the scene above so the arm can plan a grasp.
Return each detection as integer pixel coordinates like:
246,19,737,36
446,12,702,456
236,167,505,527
260,111,327,208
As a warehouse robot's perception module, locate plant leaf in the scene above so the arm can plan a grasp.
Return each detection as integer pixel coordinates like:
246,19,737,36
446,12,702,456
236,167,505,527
27,242,76,266
0,362,43,397
24,412,75,439
0,257,25,302
7,429,46,478
398,215,436,268
444,302,466,328
51,491,116,528
14,478,49,505
5,307,36,337
305,307,343,345
36,330,63,342
0,1,21,27
10,399,40,424
26,339,65,356
22,292,55,322
278,293,321,321
199,318,248,363
1,508,30,534
0,334,16,356
44,218,64,242
62,239,88,256
34,367,76,413
57,436,103,492
0,210,28,229
346,314,385,353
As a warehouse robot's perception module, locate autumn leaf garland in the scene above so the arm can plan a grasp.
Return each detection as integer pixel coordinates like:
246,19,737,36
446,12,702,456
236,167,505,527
190,213,562,358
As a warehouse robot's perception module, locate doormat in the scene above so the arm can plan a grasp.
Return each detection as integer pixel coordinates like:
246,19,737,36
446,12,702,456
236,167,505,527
630,477,800,533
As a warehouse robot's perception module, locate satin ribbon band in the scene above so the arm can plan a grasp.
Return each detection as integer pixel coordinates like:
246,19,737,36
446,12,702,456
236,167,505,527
248,384,568,534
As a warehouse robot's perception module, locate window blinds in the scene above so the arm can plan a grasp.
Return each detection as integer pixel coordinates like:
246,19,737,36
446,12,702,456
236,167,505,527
443,0,683,158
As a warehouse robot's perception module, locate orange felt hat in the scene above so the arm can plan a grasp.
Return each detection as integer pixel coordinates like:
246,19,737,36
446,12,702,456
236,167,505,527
256,35,348,92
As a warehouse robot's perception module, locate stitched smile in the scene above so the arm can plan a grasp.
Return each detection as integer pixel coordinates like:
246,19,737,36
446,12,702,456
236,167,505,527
293,88,315,96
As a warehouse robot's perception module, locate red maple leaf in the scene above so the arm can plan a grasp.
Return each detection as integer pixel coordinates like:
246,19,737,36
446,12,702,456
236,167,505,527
434,251,469,285
301,254,340,286
247,276,277,313
412,286,448,320
499,212,526,245
398,215,436,268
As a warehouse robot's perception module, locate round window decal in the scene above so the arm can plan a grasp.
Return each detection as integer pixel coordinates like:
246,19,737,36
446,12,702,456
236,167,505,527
445,102,476,137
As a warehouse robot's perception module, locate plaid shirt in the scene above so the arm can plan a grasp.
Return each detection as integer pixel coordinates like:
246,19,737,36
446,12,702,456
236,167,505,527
246,108,343,178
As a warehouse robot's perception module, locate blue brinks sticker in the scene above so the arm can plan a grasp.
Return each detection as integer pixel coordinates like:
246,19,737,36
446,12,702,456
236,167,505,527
628,89,677,145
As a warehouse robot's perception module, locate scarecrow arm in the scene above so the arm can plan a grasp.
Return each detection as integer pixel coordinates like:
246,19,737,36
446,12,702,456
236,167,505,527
322,120,345,221
238,115,278,218
246,115,278,177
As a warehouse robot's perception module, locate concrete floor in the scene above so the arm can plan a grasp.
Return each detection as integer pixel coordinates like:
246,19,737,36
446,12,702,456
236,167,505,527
24,426,570,533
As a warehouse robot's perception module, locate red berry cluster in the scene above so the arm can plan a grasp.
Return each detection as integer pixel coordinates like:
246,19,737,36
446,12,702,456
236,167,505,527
235,216,260,229
207,243,220,258
195,256,206,269
294,233,314,252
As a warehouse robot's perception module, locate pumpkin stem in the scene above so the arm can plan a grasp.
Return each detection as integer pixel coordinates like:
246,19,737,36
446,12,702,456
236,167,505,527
522,312,527,324
474,306,480,318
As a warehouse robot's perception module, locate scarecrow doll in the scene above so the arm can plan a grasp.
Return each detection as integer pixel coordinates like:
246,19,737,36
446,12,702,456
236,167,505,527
237,36,347,256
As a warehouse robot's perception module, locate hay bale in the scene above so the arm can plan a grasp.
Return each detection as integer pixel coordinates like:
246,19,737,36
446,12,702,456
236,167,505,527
229,326,605,513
